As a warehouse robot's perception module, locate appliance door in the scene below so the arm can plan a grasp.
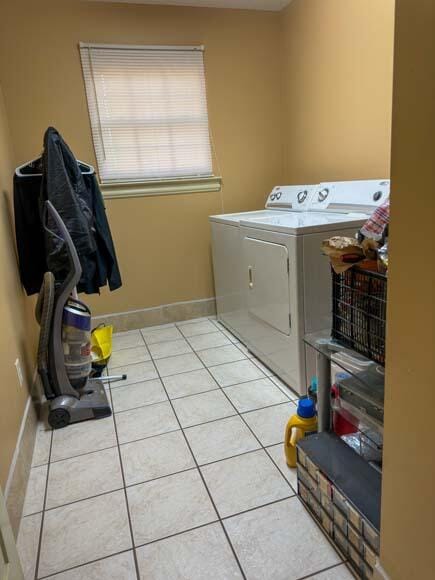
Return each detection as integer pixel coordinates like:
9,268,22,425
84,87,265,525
210,221,245,338
244,238,291,335
239,228,306,395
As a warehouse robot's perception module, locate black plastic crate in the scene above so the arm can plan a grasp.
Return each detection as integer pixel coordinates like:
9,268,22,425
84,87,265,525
332,267,387,365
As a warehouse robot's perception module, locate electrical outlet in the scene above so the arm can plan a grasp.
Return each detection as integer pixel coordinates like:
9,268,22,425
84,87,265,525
15,358,24,388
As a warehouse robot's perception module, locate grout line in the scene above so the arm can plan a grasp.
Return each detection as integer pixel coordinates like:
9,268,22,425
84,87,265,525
182,334,300,498
296,495,350,569
33,428,53,580
149,341,249,580
133,519,221,549
111,396,169,415
29,319,341,579
106,378,141,580
294,561,352,580
37,548,134,580
117,428,181,448
48,443,119,466
197,446,281,470
29,445,298,517
163,386,221,401
264,446,298,494
220,495,294,522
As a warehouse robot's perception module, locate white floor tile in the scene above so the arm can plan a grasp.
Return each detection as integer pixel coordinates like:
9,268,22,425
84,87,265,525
109,346,151,369
270,376,300,400
224,497,341,580
188,331,232,351
148,338,193,360
197,344,246,367
143,323,176,331
38,490,132,578
111,379,167,413
179,320,218,337
306,564,355,580
154,353,203,377
47,552,137,580
162,368,219,399
184,416,260,465
121,430,195,486
46,447,123,510
32,428,52,467
17,513,42,580
22,465,47,516
251,358,275,376
110,361,158,387
177,317,212,326
224,378,289,413
127,469,217,545
142,326,183,344
201,450,292,518
172,390,236,428
112,330,144,351
233,342,254,358
265,443,298,491
51,417,117,462
115,401,179,444
209,360,265,387
242,402,297,446
136,523,243,580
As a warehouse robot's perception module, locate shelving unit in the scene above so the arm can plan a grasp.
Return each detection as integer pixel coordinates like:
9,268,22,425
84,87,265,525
298,331,385,579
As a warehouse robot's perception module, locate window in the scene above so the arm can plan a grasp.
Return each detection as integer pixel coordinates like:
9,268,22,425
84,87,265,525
80,43,217,195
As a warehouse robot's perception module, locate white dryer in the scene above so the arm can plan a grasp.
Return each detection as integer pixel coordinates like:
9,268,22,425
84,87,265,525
210,184,317,340
238,179,390,395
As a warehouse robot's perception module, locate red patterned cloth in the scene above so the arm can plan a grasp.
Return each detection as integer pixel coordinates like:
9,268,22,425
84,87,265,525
360,199,390,241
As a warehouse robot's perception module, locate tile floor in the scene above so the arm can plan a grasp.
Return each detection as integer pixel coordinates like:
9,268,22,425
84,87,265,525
17,316,355,580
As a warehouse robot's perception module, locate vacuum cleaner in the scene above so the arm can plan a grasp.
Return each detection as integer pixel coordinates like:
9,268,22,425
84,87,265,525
36,200,116,429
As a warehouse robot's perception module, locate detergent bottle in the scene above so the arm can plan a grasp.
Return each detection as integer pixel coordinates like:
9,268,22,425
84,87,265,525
284,399,318,467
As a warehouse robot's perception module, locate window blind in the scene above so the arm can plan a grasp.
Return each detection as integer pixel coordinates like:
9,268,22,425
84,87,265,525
79,43,213,183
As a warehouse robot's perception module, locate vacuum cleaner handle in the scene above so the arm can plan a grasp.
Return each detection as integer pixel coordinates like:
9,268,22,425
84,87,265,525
42,200,83,292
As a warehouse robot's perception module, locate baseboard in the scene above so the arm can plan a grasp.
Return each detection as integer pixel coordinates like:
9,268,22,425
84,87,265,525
93,297,217,332
5,393,38,539
372,561,391,580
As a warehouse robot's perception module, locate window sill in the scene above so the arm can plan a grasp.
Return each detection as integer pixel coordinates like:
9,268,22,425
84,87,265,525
101,176,222,199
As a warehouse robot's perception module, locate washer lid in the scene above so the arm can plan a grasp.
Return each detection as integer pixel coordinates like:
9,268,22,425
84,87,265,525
265,184,318,211
311,179,390,213
240,211,368,234
209,209,283,225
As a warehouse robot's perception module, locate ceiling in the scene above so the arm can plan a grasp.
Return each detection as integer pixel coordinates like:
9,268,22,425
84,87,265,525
89,0,292,11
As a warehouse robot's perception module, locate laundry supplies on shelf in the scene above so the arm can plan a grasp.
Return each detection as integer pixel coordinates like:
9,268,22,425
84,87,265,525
284,398,318,467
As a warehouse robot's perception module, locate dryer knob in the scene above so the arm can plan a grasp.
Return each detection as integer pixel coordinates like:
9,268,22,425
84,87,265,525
373,191,383,202
318,188,329,202
298,190,308,204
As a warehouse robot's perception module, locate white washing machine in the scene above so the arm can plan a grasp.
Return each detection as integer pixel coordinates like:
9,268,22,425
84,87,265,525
237,179,390,395
210,184,318,340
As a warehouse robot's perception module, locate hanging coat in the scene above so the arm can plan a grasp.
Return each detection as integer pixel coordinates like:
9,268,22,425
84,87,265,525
14,127,122,294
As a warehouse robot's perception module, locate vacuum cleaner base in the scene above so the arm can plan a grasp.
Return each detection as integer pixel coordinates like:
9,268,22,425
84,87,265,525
48,379,112,429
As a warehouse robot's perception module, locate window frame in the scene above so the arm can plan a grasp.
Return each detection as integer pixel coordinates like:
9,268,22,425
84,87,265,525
79,42,221,198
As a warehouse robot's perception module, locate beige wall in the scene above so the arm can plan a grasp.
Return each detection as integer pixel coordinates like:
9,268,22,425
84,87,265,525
380,1,435,577
0,86,37,488
281,0,395,184
0,0,283,316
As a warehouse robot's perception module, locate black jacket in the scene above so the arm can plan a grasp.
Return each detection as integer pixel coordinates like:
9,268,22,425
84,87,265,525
14,127,122,295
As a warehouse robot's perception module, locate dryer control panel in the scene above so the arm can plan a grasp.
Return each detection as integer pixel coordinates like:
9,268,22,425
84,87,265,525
266,185,317,211
311,180,390,214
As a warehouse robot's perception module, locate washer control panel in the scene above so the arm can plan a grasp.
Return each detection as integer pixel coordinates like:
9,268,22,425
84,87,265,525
266,185,317,211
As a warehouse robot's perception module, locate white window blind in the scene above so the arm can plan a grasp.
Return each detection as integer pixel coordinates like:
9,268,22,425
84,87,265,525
79,43,213,183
